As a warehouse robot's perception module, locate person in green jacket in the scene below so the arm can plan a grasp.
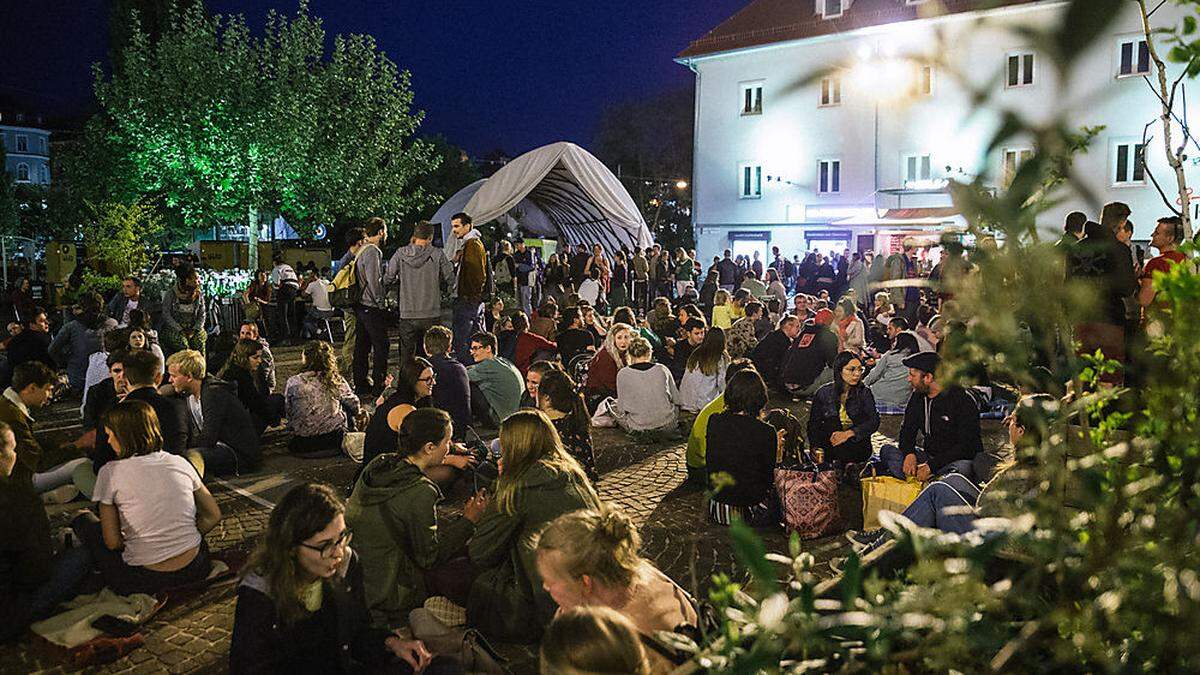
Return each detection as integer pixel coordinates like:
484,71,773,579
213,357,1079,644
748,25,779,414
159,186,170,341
346,408,488,627
466,409,600,643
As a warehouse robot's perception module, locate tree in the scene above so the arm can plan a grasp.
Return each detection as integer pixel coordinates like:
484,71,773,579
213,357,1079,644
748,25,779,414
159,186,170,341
0,145,18,237
393,134,481,240
93,1,438,267
84,199,164,278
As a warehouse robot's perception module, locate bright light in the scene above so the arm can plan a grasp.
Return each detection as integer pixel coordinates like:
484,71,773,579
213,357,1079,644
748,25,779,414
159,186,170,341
850,54,914,104
675,180,689,190
903,178,949,190
857,44,874,61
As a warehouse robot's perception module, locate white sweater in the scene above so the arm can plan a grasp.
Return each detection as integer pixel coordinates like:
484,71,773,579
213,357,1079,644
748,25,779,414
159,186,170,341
615,363,679,431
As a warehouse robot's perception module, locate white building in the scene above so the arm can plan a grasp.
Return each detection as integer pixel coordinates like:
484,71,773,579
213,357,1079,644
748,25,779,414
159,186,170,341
677,0,1200,264
0,110,52,187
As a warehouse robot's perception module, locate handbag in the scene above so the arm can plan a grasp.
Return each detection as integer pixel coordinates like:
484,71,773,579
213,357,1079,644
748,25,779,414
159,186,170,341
341,431,365,463
590,397,619,428
774,461,839,539
861,475,923,530
465,557,541,643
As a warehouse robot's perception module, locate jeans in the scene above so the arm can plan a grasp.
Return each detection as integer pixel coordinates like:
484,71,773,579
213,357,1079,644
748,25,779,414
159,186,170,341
517,285,533,316
453,299,483,364
192,442,241,477
879,443,929,480
900,472,981,534
73,512,212,597
303,307,339,339
275,284,299,340
30,546,93,618
397,317,438,364
632,279,648,310
353,305,391,394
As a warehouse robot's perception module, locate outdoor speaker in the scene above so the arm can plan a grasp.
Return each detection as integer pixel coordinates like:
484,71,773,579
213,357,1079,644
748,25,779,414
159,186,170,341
45,242,77,282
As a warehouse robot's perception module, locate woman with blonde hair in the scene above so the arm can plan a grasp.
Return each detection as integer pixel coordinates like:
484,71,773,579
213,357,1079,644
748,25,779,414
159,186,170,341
535,507,697,673
284,341,360,457
678,326,730,412
584,321,633,399
540,606,652,675
467,410,601,642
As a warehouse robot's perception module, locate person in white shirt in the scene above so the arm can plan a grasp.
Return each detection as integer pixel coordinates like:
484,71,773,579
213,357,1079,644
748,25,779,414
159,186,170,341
300,270,338,339
71,399,222,595
578,267,603,307
269,255,302,342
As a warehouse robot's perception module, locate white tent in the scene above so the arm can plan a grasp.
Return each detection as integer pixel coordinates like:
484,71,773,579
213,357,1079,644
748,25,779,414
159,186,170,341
431,142,654,257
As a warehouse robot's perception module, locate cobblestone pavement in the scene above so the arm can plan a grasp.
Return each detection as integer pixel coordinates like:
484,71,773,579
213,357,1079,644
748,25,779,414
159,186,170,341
2,337,1007,674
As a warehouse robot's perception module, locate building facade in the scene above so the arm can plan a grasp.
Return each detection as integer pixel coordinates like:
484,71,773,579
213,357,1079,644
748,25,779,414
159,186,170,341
678,0,1199,265
1,112,52,187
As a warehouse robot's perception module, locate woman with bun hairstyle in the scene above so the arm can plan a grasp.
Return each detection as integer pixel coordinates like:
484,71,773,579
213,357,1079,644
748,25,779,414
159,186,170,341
540,606,652,675
467,410,600,642
347,408,488,626
535,507,698,673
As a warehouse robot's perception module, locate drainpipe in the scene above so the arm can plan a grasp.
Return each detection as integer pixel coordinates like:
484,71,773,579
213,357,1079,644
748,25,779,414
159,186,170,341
685,59,702,245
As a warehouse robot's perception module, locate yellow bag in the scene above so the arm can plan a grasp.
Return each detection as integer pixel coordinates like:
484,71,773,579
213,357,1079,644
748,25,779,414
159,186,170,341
861,476,923,530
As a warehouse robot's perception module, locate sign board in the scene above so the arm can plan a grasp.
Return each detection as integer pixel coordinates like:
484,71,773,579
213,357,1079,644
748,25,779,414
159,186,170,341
46,242,77,282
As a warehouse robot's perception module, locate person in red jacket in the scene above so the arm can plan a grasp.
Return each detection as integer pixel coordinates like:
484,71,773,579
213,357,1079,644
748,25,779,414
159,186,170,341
511,312,557,375
585,323,633,399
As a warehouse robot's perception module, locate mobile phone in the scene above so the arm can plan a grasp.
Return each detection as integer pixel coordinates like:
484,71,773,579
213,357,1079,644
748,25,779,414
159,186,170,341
92,614,139,638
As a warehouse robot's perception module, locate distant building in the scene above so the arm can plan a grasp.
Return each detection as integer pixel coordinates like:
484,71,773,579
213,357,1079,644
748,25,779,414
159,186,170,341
1,110,52,186
677,0,1199,264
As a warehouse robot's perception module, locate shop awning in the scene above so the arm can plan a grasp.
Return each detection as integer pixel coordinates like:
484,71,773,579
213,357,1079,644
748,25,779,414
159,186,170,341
832,207,965,228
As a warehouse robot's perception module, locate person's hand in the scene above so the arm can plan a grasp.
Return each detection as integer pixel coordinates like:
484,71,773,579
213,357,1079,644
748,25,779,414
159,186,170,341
829,430,853,447
497,456,505,475
915,464,932,483
442,454,476,470
464,489,489,523
385,635,432,671
902,453,918,477
383,374,395,389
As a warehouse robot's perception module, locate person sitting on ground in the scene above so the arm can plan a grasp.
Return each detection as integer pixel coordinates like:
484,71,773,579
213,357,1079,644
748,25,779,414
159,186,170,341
584,322,632,401
284,341,360,458
705,369,780,526
364,356,430,466
529,301,559,341
466,332,525,427
347,408,488,626
713,288,750,330
167,350,260,477
678,327,729,413
121,350,189,456
50,292,118,394
750,314,801,389
675,303,703,338
834,297,866,354
555,307,596,365
863,332,919,412
780,308,839,397
81,329,126,413
539,606,652,675
511,311,557,376
612,306,662,353
124,311,166,370
466,410,601,642
535,507,699,673
231,483,452,674
536,368,598,484
807,352,879,464
579,303,607,343
423,326,471,440
81,350,125,445
238,320,277,393
726,300,763,360
72,400,220,595
757,298,777,340
709,289,733,330
0,362,89,495
685,359,756,486
3,308,54,388
218,339,284,436
614,336,679,438
872,291,895,323
646,297,675,342
667,318,707,384
880,351,983,482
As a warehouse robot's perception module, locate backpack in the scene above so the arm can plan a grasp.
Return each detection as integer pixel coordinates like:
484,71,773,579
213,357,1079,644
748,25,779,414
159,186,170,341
493,256,513,286
328,249,362,308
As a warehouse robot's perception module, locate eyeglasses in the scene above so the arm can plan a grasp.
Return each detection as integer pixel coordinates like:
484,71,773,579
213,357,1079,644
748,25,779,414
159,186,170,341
299,530,352,559
418,374,437,383
844,366,865,373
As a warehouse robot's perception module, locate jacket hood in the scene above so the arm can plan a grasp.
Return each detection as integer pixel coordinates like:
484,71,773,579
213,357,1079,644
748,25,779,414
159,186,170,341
395,244,442,268
355,455,431,506
513,459,579,491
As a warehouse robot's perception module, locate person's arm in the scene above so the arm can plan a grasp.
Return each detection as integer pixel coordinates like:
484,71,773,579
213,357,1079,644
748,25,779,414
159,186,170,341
468,502,522,568
439,250,457,296
1138,273,1157,308
161,291,182,331
229,587,286,675
862,352,887,387
897,395,922,464
259,344,276,392
99,502,124,551
338,378,360,416
48,323,72,364
850,388,880,440
393,488,474,570
194,484,222,534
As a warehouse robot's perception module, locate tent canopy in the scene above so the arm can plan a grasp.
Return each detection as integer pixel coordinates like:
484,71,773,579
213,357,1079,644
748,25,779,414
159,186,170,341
431,142,653,256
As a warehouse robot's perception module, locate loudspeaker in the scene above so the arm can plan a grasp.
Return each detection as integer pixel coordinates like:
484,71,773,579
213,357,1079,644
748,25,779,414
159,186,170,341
45,242,77,282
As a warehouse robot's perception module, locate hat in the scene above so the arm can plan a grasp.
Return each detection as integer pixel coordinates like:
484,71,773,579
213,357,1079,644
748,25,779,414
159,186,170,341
902,351,940,374
813,309,835,326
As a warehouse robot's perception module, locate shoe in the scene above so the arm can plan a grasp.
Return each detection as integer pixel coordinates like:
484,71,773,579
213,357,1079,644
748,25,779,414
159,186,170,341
845,528,885,553
828,556,846,575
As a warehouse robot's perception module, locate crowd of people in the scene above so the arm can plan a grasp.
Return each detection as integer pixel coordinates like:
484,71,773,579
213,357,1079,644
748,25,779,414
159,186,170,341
0,198,1190,672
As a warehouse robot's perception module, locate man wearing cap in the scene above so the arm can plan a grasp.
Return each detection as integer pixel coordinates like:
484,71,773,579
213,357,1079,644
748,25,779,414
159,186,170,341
880,351,983,482
780,308,839,397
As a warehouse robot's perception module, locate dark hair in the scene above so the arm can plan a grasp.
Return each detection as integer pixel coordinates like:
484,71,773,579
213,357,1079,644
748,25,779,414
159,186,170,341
765,408,804,461
726,357,756,384
1158,215,1185,244
1100,202,1131,232
538,369,590,442
560,307,582,329
344,226,366,247
424,325,452,355
471,331,497,352
724,369,768,415
888,317,909,331
412,220,435,240
218,338,263,380
77,292,106,330
539,301,558,318
102,399,163,458
395,357,434,405
683,317,707,333
512,311,530,332
364,216,387,236
589,266,601,280
122,349,163,387
451,212,472,226
832,351,865,402
686,326,726,376
612,307,636,326
123,275,142,287
744,301,764,318
396,407,452,457
12,361,55,391
126,309,150,331
732,289,751,303
106,348,130,369
1065,211,1087,235
22,305,46,328
891,332,920,356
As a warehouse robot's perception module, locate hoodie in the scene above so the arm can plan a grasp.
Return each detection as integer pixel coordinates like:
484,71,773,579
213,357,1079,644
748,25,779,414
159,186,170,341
345,456,474,625
388,242,456,319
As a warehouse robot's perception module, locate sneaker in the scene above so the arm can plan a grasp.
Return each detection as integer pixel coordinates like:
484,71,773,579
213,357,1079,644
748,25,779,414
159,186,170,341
845,528,885,553
828,556,846,575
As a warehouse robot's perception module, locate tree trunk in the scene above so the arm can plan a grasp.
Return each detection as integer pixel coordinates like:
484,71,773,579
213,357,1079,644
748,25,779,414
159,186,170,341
247,206,259,271
1138,0,1194,239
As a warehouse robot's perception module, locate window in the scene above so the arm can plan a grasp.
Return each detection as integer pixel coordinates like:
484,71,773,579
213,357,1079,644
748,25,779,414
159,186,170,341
1001,148,1033,186
740,82,763,115
817,159,841,194
15,135,28,153
1113,141,1146,185
16,163,29,182
1006,51,1035,87
740,163,762,199
820,75,842,106
822,0,844,18
1117,38,1151,77
913,64,934,96
39,137,47,154
39,165,49,184
903,154,933,184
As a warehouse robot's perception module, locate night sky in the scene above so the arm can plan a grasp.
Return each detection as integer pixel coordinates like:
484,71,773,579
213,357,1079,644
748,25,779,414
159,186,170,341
0,0,748,155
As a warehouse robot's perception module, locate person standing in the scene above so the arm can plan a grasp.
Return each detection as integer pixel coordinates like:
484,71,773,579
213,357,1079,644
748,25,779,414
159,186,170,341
390,221,456,364
450,213,489,364
352,218,394,397
882,241,921,327
1071,204,1138,381
715,250,740,293
513,239,537,317
631,247,649,311
1138,216,1187,315
269,254,302,342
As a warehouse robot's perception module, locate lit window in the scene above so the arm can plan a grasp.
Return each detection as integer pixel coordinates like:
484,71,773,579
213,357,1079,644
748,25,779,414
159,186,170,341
1001,148,1033,186
817,159,841,194
740,82,763,115
1006,52,1035,88
16,163,29,182
822,0,844,18
820,75,842,106
15,135,28,153
740,163,763,199
1117,38,1151,77
1113,142,1146,185
903,154,933,184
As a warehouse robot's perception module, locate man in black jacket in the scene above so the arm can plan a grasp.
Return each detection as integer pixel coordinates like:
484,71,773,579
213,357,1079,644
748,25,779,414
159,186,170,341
780,309,838,396
2,309,54,390
123,350,189,455
1069,203,1138,382
750,314,802,388
166,350,260,477
880,351,983,482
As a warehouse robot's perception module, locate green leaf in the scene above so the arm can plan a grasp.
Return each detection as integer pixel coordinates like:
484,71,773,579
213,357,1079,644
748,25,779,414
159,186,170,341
1055,0,1126,69
728,520,779,594
1184,15,1197,35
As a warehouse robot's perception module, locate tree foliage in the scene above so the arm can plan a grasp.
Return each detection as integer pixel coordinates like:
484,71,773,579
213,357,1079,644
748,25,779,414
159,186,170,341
83,199,164,278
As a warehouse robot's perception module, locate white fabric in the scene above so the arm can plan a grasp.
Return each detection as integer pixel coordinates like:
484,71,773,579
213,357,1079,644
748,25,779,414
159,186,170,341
305,279,332,311
31,588,159,648
93,451,204,567
435,142,653,256
120,298,139,327
578,278,602,306
80,351,110,413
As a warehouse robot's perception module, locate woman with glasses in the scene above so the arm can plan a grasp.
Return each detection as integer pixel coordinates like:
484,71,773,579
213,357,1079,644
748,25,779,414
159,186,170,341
231,482,460,674
806,351,880,464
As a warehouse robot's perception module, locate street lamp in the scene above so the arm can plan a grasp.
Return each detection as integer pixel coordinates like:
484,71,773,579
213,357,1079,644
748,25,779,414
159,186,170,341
675,180,689,190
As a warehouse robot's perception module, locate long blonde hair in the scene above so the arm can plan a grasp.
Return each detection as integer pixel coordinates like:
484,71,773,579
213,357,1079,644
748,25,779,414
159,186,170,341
602,322,633,368
535,507,643,591
539,606,651,675
495,410,594,516
300,341,344,394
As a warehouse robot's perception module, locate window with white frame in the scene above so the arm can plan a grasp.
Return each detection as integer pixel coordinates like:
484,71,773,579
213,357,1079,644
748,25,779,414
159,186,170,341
821,0,844,18
820,75,842,106
16,163,29,182
903,153,933,184
739,163,763,199
15,135,28,153
39,165,49,183
1117,38,1150,77
39,137,47,154
1006,51,1035,87
913,64,934,96
1001,147,1033,186
740,82,763,115
1113,141,1146,185
817,159,841,194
